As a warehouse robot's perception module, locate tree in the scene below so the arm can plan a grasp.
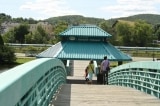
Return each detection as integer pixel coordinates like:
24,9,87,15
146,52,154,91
53,21,68,43
115,22,132,46
0,13,12,24
133,20,153,47
2,29,15,43
14,24,29,44
0,34,16,64
0,34,4,45
154,24,160,40
25,33,34,44
0,45,16,64
98,21,118,44
114,20,153,47
155,28,160,40
25,25,48,44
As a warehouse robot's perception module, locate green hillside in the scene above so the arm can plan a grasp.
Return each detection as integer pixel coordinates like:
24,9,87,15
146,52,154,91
116,14,160,25
45,15,106,25
45,14,160,26
1,13,160,26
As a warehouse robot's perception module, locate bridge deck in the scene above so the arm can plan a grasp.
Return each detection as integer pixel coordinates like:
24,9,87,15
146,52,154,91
50,60,160,106
51,84,160,106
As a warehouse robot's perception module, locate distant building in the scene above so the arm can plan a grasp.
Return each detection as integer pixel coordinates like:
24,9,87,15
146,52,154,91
29,22,53,33
1,22,20,34
1,21,53,34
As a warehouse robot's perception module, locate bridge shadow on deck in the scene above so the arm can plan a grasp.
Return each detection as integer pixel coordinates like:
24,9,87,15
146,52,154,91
50,84,72,106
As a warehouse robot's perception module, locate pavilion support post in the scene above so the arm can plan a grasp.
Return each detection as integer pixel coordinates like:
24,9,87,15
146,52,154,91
118,61,123,66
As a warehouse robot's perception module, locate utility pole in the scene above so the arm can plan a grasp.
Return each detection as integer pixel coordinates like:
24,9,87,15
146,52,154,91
152,40,157,61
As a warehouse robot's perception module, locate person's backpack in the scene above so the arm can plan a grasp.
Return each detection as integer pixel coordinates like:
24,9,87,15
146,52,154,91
106,66,110,71
106,60,110,71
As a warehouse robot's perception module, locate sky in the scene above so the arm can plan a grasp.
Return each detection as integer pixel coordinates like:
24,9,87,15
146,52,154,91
0,0,160,20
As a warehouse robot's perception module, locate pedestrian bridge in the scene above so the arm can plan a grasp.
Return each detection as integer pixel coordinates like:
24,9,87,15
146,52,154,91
0,58,160,106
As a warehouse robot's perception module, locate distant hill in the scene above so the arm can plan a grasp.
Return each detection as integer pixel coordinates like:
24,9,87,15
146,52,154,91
45,15,106,26
114,14,160,25
45,14,160,26
1,13,160,26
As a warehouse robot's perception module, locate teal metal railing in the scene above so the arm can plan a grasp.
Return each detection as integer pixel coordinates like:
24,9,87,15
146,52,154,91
109,61,160,99
0,58,67,106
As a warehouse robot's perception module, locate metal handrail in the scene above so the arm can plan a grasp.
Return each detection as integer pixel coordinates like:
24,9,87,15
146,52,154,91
0,58,66,106
109,61,160,99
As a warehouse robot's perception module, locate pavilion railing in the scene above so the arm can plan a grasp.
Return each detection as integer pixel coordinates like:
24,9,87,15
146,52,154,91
0,58,67,106
109,61,160,99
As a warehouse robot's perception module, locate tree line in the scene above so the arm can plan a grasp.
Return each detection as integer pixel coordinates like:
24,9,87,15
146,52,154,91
2,19,159,47
1,13,160,47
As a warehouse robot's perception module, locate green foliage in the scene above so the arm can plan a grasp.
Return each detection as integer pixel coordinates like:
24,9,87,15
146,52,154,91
0,35,4,45
1,13,160,47
16,58,35,64
99,21,110,31
14,24,29,43
117,14,160,25
0,45,16,64
115,22,132,45
133,20,153,46
115,20,153,47
3,24,30,43
0,13,37,24
98,21,117,44
0,31,16,64
25,25,49,44
154,24,160,40
26,46,40,52
0,13,12,23
2,29,15,43
25,33,34,44
53,21,68,43
12,17,38,24
45,15,105,25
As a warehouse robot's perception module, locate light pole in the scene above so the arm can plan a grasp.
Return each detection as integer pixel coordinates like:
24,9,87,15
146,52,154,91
152,40,157,61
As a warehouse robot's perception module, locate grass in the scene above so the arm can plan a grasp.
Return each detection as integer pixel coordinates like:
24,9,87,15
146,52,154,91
0,57,36,69
16,57,36,64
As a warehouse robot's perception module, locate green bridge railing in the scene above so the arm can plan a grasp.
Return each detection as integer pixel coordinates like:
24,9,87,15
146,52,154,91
0,58,66,106
109,61,160,99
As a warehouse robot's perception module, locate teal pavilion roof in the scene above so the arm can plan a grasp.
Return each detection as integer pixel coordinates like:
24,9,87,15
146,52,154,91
37,41,132,61
59,25,112,37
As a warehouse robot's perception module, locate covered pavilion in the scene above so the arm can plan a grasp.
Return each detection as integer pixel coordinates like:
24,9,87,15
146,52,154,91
37,25,132,65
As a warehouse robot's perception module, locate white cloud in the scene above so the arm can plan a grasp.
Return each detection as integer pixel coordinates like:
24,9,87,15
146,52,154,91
20,0,80,19
101,0,160,18
18,0,160,19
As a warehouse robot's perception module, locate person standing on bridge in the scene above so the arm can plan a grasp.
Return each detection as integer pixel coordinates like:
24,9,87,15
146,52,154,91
86,60,94,84
100,56,110,85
